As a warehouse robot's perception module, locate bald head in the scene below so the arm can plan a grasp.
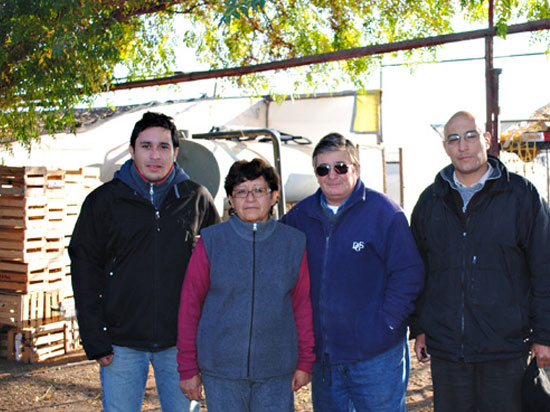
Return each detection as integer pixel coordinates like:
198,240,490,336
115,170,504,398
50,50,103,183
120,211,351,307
442,110,492,186
444,111,479,139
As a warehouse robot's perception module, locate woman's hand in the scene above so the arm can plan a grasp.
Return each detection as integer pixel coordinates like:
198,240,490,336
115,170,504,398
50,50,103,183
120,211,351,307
180,374,203,401
292,369,312,391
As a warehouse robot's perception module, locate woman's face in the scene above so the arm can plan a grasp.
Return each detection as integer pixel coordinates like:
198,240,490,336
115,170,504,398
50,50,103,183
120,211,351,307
228,176,279,223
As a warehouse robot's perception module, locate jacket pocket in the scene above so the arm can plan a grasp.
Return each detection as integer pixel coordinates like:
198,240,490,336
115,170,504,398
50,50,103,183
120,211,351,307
469,268,513,305
355,303,399,359
468,302,526,353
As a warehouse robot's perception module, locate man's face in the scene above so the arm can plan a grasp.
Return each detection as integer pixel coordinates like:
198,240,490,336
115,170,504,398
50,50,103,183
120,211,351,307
443,115,491,185
129,126,178,182
314,149,359,206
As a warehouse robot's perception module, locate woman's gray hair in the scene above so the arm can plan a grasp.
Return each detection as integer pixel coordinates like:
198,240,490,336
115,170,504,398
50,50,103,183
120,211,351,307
312,133,360,168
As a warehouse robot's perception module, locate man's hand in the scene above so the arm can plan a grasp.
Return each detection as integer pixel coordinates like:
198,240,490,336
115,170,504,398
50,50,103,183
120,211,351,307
414,333,431,363
292,369,312,391
180,374,203,401
531,343,550,368
96,354,114,367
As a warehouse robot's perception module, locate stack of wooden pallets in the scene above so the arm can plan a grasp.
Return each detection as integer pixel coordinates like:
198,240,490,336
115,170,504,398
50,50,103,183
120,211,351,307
0,165,100,362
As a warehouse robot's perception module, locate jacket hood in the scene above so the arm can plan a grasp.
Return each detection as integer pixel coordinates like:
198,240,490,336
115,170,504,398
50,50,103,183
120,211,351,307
434,155,509,197
114,159,189,187
113,159,190,207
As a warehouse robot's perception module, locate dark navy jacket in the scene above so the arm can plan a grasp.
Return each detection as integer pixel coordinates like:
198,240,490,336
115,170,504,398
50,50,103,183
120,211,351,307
282,180,424,363
411,157,550,362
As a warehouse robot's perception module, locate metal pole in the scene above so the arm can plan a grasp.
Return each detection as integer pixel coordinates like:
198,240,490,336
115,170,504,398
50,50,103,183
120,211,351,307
485,0,502,157
192,129,285,217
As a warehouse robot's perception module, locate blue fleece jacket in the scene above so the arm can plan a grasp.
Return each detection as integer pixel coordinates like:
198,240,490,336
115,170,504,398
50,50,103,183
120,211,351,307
281,180,424,363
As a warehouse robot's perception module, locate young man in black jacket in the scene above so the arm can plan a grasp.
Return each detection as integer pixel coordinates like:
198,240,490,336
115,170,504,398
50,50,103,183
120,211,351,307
69,112,220,412
411,110,550,412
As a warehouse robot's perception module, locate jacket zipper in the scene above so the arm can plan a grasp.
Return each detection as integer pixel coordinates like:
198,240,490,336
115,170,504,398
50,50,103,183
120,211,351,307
247,223,257,377
320,234,331,382
460,223,467,359
441,196,468,359
319,211,344,382
152,183,160,345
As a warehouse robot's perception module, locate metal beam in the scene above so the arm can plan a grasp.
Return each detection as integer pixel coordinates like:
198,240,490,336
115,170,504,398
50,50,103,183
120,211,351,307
109,19,550,91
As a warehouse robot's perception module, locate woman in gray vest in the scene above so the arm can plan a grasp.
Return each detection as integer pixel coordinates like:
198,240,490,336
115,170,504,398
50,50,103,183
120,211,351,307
176,158,315,412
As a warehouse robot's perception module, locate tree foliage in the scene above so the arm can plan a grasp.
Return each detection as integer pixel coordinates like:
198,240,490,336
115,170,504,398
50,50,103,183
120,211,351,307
1,0,549,147
1,0,185,147
189,0,549,93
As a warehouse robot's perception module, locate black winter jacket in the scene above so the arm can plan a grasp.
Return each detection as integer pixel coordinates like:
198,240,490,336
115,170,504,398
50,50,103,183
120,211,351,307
411,157,550,362
69,170,220,360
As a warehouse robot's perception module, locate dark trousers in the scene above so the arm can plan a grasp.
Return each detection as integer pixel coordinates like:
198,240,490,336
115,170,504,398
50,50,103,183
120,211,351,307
430,355,528,412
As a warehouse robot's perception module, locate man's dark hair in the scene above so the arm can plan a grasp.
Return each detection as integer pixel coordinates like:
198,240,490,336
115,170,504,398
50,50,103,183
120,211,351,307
130,112,180,149
312,132,360,168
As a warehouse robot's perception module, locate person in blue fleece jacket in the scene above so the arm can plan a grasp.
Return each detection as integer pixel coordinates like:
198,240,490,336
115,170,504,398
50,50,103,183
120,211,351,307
281,132,424,412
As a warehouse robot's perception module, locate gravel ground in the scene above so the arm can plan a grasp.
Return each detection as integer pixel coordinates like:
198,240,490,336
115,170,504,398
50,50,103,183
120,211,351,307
0,341,434,411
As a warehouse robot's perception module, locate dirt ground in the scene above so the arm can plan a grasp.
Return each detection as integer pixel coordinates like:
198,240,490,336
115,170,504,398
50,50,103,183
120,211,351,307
0,341,434,412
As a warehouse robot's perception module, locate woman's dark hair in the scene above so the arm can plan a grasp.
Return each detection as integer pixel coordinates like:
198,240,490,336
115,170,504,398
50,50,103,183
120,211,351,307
224,158,280,215
130,112,180,149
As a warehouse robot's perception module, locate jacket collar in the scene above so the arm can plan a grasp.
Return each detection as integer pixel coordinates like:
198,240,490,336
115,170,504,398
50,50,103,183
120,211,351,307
434,155,509,197
113,159,190,202
228,215,277,241
308,179,367,218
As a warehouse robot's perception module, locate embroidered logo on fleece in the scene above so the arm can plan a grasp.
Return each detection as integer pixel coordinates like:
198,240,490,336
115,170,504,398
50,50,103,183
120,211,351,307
352,241,365,252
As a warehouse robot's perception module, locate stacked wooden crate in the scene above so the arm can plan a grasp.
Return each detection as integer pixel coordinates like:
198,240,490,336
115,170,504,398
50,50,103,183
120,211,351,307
0,165,100,362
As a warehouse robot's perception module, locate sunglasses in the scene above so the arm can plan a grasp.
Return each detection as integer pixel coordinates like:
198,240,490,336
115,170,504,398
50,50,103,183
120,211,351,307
315,162,351,176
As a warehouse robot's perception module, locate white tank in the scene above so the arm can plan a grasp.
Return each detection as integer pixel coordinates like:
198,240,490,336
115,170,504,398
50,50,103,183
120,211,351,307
176,138,319,217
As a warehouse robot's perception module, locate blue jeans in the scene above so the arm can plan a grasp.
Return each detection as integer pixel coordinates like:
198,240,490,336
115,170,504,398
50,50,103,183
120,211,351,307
312,335,410,412
201,372,294,412
100,345,200,412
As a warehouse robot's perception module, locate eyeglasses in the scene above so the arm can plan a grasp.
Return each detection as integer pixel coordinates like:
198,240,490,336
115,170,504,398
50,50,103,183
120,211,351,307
232,187,271,198
315,162,351,177
445,130,480,145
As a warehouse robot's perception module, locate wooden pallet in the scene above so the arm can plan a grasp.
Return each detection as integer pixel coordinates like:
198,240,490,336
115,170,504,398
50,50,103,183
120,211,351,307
0,259,50,293
64,317,81,352
45,234,65,260
0,165,98,360
82,167,101,190
0,228,46,262
46,170,65,192
0,289,64,328
0,166,47,198
6,320,69,362
0,195,46,230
